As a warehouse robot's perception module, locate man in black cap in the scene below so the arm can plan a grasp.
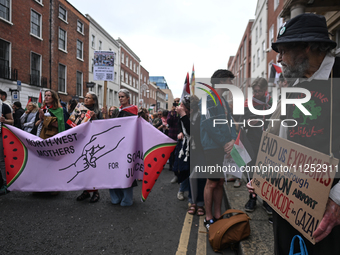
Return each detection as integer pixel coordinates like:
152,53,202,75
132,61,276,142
251,13,340,255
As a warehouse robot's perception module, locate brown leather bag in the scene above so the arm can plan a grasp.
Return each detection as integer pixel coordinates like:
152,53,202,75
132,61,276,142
208,209,251,252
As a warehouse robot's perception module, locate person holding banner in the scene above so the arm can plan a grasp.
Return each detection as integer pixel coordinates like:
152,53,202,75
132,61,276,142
76,92,103,203
0,98,14,195
34,90,65,196
248,13,340,255
20,102,39,133
109,89,138,206
37,90,65,139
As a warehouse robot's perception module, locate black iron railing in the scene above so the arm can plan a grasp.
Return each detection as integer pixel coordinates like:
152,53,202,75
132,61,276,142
0,64,18,81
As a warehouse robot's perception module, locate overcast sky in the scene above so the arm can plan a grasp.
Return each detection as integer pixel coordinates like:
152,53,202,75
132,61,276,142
68,0,257,98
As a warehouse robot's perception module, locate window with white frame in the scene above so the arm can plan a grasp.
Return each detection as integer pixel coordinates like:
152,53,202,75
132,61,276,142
257,49,260,66
121,70,124,80
133,78,135,87
136,80,138,89
130,60,132,69
114,71,117,82
141,74,143,81
259,19,262,37
77,20,84,34
91,35,95,48
122,52,124,64
129,75,131,85
262,41,266,60
77,40,83,60
109,89,113,106
99,40,102,50
253,55,255,71
136,66,138,74
98,85,102,105
277,16,283,32
336,28,340,49
58,28,66,51
269,25,274,44
243,37,247,58
58,64,66,92
59,5,67,21
76,71,82,96
125,73,128,83
31,52,41,86
126,56,128,65
274,0,280,11
144,76,146,83
255,27,258,44
31,9,41,38
0,39,10,79
0,0,10,22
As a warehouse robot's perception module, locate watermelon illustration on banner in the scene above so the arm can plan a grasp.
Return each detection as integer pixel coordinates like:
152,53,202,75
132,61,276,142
38,89,43,108
2,117,176,202
24,98,32,111
142,143,176,201
2,126,28,187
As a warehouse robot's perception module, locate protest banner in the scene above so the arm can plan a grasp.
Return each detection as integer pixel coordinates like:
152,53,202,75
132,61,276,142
66,103,91,128
93,51,115,81
253,131,338,244
2,117,176,201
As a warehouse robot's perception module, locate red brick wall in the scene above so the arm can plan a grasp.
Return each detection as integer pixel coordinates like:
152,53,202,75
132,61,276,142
51,0,89,103
0,1,50,85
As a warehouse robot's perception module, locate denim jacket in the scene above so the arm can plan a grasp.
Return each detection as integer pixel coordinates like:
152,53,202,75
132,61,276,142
199,93,237,151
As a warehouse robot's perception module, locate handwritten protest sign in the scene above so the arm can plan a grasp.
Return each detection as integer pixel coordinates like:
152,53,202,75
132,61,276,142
253,132,338,244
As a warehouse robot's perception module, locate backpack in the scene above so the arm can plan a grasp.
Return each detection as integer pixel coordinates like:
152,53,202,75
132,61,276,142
208,209,251,252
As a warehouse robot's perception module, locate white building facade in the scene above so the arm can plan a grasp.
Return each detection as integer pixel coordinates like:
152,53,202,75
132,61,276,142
86,14,120,108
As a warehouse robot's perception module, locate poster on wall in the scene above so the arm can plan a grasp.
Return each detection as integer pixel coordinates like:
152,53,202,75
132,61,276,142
253,131,338,244
93,51,115,81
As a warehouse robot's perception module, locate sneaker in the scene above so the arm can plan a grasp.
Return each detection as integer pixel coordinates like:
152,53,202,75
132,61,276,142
170,176,178,184
268,217,273,224
177,191,184,201
262,201,273,215
233,178,241,188
0,185,10,196
245,198,257,212
204,218,215,231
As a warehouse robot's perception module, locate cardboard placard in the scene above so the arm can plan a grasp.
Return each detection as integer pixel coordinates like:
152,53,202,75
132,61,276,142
253,132,338,244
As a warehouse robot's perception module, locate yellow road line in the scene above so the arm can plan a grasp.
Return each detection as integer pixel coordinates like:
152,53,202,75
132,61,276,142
176,213,193,255
196,216,207,255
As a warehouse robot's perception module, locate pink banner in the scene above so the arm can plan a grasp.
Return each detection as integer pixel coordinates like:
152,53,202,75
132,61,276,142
3,117,176,201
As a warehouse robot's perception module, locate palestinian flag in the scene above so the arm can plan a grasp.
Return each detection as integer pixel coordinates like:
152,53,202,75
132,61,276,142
38,89,43,108
180,72,190,103
230,129,255,167
24,98,32,111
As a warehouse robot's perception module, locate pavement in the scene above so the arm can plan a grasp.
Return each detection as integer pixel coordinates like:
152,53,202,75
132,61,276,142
223,176,275,255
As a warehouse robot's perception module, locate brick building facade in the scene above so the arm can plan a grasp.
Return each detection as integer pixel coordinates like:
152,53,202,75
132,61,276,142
0,0,89,106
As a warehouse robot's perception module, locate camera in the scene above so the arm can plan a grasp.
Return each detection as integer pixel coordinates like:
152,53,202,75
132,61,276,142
173,103,178,107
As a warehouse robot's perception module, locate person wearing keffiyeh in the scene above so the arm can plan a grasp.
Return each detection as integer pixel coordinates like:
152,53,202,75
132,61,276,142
109,89,138,206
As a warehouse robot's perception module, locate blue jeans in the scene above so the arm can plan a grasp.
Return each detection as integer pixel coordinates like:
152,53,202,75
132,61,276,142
109,187,133,206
